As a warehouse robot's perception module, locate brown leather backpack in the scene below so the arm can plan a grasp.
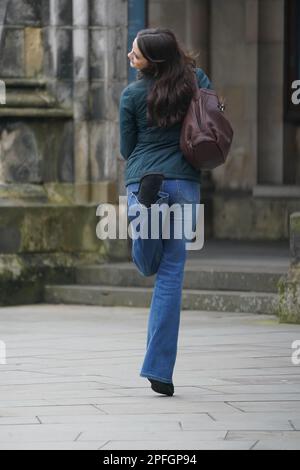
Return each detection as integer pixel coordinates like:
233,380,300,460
180,75,234,170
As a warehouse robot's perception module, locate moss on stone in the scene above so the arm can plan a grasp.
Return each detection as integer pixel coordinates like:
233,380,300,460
277,277,300,324
0,280,43,306
0,248,110,306
0,200,129,306
291,212,300,233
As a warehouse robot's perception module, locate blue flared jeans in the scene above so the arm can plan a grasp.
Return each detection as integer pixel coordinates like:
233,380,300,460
126,178,201,384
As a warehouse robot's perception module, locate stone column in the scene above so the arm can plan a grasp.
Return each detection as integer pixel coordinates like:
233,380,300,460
210,0,259,191
0,0,9,51
73,0,90,202
186,0,209,70
41,0,74,189
46,0,73,107
89,0,128,199
278,212,300,324
257,0,285,185
0,0,47,187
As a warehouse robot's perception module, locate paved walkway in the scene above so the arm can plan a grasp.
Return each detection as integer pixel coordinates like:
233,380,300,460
0,304,299,450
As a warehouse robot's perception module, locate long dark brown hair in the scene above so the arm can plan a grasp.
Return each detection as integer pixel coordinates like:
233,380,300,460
136,28,197,128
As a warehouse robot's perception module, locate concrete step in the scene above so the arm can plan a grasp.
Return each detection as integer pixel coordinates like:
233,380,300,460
44,284,279,315
75,263,284,293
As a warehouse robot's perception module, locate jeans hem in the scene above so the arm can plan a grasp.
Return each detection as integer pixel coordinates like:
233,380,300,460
140,372,173,384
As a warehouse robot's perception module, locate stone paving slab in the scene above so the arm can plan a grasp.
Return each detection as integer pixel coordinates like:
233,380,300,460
226,430,300,449
0,304,299,450
0,442,104,450
99,440,257,450
0,405,106,418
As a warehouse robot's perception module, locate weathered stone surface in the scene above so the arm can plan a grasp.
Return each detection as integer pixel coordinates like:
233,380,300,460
290,213,300,266
76,263,286,293
0,119,74,184
42,183,77,204
89,80,124,122
90,0,127,27
40,0,50,26
209,0,259,192
4,89,56,108
0,227,21,254
245,0,259,44
1,0,127,207
0,183,47,203
0,0,127,296
89,82,106,121
0,252,79,306
149,0,191,47
56,28,73,79
89,181,118,204
55,0,73,26
73,0,88,27
73,40,88,81
44,283,279,314
47,80,74,110
212,0,245,46
90,29,106,80
0,0,9,53
0,204,105,254
73,120,89,186
0,122,42,183
41,25,56,79
57,123,74,183
213,192,299,240
259,0,284,43
0,107,73,118
73,82,89,120
90,121,118,181
0,27,25,77
278,213,300,323
5,0,42,26
42,25,73,80
90,27,127,81
278,279,300,324
64,181,118,205
24,27,43,77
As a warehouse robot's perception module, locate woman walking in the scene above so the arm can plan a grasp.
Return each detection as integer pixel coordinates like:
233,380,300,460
119,28,212,397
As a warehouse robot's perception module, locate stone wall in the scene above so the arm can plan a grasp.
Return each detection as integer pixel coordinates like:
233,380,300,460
148,0,209,70
257,0,285,185
0,0,128,200
148,0,299,241
209,0,259,191
72,0,128,197
0,1,130,306
0,1,73,188
0,0,45,79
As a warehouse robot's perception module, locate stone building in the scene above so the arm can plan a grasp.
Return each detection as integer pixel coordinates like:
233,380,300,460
147,0,300,240
0,0,299,304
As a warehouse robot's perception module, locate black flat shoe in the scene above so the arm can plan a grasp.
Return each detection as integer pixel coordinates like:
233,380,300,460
137,173,164,208
148,378,174,396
